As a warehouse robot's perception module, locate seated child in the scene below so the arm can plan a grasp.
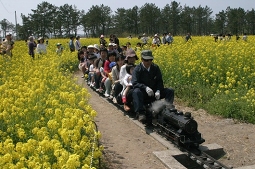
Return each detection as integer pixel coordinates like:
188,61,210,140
122,64,135,111
88,54,97,87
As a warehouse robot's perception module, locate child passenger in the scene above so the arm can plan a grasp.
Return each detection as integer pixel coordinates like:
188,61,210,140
122,64,135,111
88,54,97,87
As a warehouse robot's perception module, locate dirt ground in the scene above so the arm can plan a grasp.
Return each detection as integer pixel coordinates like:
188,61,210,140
75,71,255,169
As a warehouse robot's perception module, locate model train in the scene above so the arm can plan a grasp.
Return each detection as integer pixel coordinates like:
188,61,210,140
93,83,205,149
87,84,233,168
148,101,205,149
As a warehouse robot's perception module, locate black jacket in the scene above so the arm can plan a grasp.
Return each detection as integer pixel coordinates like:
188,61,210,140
132,63,164,92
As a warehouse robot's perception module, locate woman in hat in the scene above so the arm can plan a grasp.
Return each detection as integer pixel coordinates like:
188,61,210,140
36,37,47,55
152,34,161,47
99,34,107,47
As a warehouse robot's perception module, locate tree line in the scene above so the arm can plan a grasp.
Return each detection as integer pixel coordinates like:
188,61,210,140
1,1,255,39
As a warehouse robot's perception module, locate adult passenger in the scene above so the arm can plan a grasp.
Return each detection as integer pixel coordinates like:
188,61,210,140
132,50,175,124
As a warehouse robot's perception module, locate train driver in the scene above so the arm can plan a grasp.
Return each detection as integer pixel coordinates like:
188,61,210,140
131,50,175,124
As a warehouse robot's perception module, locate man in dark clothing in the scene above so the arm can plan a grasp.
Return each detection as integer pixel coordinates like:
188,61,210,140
131,50,174,124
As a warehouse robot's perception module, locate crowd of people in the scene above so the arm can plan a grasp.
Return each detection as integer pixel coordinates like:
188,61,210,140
27,36,64,58
139,32,174,47
77,34,175,126
0,32,250,125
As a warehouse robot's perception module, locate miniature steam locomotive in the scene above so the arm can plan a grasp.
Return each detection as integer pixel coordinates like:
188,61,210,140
148,101,205,148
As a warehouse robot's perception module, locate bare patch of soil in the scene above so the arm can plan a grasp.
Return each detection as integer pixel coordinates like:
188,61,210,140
75,71,255,169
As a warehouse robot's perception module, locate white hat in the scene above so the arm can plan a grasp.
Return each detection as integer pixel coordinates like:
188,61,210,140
100,34,104,38
87,45,94,49
94,44,100,50
143,33,146,36
154,34,158,37
29,36,34,41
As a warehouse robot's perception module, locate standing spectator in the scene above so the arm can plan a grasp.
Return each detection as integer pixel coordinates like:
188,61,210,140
242,33,248,41
185,33,192,42
162,33,167,44
69,36,75,52
45,40,49,46
1,33,14,57
166,33,174,45
236,34,240,41
28,36,37,59
99,34,107,47
56,43,64,56
214,35,219,42
152,34,161,47
132,50,175,124
36,37,47,55
75,36,81,51
112,34,120,46
140,33,149,47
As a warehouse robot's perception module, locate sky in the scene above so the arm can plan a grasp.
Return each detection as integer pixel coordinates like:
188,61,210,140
0,0,254,25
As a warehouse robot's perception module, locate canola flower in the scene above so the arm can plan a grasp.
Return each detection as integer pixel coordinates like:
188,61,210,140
0,41,102,168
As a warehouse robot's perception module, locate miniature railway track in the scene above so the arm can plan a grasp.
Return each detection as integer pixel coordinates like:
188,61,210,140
155,123,232,169
187,150,231,169
87,84,232,169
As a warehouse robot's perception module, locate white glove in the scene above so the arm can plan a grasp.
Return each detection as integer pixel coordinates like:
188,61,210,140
146,87,154,97
155,90,160,100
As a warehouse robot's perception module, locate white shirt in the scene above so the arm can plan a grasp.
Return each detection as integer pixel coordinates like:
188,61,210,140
123,73,132,88
75,40,81,51
89,64,94,72
141,36,149,44
119,64,127,85
36,43,47,54
152,37,160,45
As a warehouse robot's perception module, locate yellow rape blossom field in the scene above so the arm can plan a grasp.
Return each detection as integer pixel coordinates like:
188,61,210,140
0,35,255,168
0,41,102,168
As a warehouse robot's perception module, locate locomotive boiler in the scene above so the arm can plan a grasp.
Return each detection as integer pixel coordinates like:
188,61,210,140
151,104,205,148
